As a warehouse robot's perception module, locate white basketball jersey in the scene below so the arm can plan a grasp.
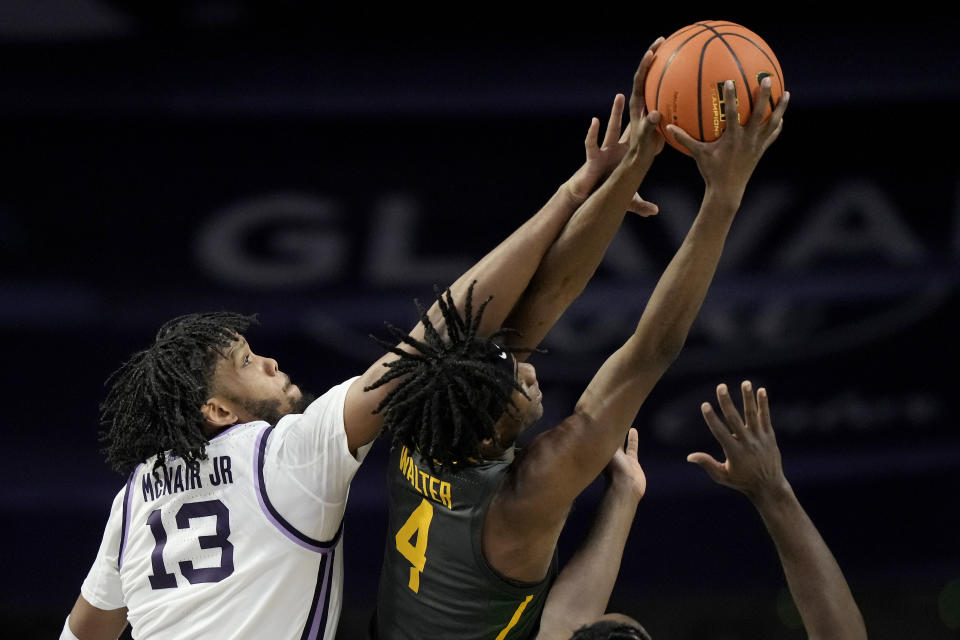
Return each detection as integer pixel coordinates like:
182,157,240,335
81,377,370,640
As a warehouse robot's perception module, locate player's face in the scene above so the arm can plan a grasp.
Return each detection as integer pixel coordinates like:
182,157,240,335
208,335,311,425
494,361,543,445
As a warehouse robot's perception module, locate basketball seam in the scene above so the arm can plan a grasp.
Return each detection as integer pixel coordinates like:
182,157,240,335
701,26,754,118
655,22,781,147
713,32,784,90
654,25,713,143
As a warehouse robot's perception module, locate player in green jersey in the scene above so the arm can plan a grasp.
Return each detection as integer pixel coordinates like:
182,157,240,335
362,46,788,639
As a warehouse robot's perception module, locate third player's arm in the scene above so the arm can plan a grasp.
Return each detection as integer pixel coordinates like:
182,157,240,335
535,429,646,640
691,382,867,640
753,484,868,640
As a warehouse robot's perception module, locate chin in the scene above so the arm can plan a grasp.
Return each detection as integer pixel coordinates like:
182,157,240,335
289,390,316,414
533,403,544,422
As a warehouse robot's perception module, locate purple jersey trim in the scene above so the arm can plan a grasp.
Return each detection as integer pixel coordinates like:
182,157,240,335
253,425,343,552
117,463,142,569
209,421,252,441
300,548,335,640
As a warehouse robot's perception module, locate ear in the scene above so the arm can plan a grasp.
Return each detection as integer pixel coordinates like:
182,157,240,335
201,397,239,430
478,436,500,459
479,424,512,457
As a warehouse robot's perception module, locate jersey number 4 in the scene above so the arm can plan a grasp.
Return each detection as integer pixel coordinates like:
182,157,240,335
146,499,234,590
394,498,433,593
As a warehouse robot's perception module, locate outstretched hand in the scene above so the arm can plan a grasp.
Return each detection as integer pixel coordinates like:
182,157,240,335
622,37,666,175
566,37,665,216
669,78,789,203
605,427,647,502
687,381,788,502
567,94,658,217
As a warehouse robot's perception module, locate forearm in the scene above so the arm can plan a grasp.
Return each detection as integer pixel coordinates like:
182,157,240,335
420,183,584,340
64,597,128,640
537,484,641,640
347,181,587,448
630,187,738,362
505,161,650,352
347,183,583,448
535,162,650,288
752,484,867,640
568,189,740,460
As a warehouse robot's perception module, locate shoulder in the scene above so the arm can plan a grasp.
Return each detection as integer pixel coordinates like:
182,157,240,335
264,377,372,471
288,377,359,428
268,377,359,447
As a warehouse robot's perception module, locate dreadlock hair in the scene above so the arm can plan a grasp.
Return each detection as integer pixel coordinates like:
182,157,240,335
569,620,652,640
99,311,258,475
365,281,527,470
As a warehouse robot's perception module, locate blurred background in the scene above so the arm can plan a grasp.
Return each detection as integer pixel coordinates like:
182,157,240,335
1,3,958,638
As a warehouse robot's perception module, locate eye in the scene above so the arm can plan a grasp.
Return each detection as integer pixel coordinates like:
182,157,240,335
242,354,252,367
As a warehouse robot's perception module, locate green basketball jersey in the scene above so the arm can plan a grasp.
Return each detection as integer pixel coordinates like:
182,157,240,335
374,443,557,640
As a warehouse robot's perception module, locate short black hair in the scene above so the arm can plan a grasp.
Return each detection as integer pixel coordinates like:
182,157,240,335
99,311,257,474
365,282,524,469
570,620,652,640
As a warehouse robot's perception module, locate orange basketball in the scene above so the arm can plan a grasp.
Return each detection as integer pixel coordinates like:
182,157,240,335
644,20,785,155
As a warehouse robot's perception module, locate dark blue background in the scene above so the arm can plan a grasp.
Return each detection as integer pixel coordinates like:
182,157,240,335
1,5,958,638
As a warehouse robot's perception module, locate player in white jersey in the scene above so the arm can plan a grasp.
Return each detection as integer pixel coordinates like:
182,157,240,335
63,80,665,639
82,379,365,640
64,310,383,640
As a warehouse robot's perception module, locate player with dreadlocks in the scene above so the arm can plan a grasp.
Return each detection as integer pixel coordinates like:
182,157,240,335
370,67,790,638
61,43,665,640
365,283,530,470
99,311,298,475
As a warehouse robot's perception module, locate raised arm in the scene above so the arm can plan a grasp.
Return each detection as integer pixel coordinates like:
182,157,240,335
487,77,790,577
343,76,662,453
504,38,664,356
689,382,867,640
536,429,646,640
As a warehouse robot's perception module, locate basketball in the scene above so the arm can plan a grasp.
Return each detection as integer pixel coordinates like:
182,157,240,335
644,20,785,155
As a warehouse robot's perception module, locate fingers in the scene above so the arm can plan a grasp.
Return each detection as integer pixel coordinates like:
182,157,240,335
666,124,701,155
715,383,746,437
686,452,726,484
584,117,600,157
627,194,659,217
748,76,772,128
761,118,784,153
624,427,639,456
647,35,665,55
653,131,665,155
759,90,789,152
603,94,625,148
758,387,773,432
635,110,662,137
769,89,790,128
630,37,664,120
700,401,734,446
721,80,741,130
629,110,663,161
630,51,652,119
741,380,759,431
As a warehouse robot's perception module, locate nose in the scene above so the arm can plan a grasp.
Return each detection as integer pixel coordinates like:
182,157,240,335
264,357,279,375
517,362,537,385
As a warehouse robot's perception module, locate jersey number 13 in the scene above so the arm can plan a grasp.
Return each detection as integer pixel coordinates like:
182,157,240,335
145,499,234,589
